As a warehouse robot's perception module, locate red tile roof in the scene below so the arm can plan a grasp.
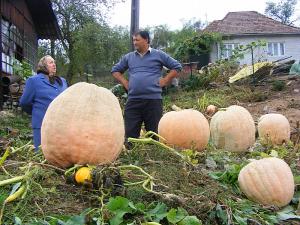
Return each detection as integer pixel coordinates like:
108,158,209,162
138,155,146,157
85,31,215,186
203,11,300,35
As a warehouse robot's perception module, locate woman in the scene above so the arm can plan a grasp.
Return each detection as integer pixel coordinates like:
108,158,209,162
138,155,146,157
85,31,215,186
20,55,68,151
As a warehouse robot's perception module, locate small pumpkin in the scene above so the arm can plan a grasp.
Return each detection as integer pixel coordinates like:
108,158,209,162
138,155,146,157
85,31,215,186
158,109,210,151
258,113,290,145
238,157,294,207
205,105,218,116
210,105,255,152
41,82,125,168
75,167,92,184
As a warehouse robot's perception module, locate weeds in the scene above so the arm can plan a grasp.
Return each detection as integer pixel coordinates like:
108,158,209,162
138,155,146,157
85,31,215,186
1,91,300,224
272,80,286,91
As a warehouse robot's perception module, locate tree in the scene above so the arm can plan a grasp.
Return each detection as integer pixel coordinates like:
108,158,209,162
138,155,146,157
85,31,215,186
180,17,205,31
147,18,204,56
265,0,298,25
151,25,174,51
73,22,129,79
51,0,124,83
167,19,201,57
174,32,222,62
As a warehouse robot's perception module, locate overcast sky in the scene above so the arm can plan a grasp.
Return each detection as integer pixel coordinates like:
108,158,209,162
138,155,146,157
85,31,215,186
108,0,300,30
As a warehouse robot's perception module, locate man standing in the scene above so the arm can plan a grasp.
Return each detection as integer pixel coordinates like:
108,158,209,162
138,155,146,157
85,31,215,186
111,30,182,147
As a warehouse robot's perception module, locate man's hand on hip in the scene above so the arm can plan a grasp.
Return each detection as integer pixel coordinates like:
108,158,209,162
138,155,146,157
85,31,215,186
112,72,129,91
160,69,179,87
159,77,169,87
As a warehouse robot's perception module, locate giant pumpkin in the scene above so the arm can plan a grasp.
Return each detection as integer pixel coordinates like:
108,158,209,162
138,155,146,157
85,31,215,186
158,109,210,151
258,113,290,145
238,157,294,207
41,82,124,168
210,105,255,152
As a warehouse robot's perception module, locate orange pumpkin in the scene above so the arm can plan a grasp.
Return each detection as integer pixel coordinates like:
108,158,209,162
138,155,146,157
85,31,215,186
158,109,210,151
258,113,290,145
238,157,294,207
210,105,255,152
41,82,124,168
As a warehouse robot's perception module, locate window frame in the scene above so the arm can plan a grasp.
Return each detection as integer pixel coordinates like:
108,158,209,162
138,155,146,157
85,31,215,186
221,43,239,59
1,16,37,75
267,42,285,57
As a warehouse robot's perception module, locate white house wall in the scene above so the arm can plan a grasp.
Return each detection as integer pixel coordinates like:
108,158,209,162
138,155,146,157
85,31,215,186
209,35,300,65
210,42,219,63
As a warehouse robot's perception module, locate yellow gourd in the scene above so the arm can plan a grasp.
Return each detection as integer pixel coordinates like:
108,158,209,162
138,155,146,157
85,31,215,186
75,167,92,184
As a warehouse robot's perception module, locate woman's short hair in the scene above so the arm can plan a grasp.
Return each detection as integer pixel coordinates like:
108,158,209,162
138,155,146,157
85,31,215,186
36,55,53,75
36,55,62,85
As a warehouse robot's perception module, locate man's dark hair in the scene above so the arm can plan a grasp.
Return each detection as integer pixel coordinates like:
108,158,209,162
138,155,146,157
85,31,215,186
134,30,150,44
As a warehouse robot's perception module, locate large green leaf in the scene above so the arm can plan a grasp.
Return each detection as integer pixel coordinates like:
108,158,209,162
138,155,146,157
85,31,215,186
145,202,168,222
65,215,85,225
178,216,202,225
107,196,134,225
167,208,187,224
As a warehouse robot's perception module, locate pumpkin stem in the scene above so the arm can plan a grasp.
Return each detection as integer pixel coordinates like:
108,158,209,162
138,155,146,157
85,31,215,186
0,141,34,167
0,148,10,167
171,104,182,111
118,164,154,180
10,141,33,154
0,175,25,186
128,137,190,164
117,164,159,195
0,202,5,225
144,131,166,141
64,164,83,176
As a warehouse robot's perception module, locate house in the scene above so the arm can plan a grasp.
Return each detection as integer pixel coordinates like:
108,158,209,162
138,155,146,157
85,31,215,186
0,0,60,109
203,11,300,65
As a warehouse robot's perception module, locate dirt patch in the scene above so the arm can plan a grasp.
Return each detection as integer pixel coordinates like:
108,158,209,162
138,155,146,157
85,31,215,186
238,77,300,142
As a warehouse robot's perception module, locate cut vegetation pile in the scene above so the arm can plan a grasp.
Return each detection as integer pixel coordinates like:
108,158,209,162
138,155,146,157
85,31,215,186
0,80,300,225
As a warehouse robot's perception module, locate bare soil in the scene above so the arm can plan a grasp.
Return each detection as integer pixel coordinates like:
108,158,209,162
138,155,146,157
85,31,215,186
239,77,300,141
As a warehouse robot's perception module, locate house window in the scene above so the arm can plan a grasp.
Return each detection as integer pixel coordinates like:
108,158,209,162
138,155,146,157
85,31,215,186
268,42,285,56
1,17,37,75
221,43,239,59
1,18,13,74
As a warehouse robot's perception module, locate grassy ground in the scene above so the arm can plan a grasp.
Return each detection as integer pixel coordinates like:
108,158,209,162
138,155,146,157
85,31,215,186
0,85,300,225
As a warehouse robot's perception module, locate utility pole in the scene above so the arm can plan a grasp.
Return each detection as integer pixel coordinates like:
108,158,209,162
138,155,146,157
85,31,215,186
130,0,139,51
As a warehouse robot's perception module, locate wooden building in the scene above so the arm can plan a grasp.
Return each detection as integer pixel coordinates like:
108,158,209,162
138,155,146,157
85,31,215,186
0,0,60,110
